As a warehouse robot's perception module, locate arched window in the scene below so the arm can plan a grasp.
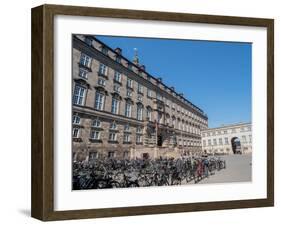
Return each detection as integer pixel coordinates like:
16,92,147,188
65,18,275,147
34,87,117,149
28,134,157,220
136,104,143,120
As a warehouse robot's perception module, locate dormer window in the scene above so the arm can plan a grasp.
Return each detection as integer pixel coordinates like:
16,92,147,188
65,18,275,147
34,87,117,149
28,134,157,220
101,46,108,55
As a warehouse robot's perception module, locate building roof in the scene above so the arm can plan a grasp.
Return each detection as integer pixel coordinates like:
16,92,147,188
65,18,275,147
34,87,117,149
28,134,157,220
81,35,207,117
202,122,251,131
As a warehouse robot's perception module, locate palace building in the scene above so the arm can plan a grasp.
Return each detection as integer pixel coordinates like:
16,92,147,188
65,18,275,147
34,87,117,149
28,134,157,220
72,35,208,161
201,122,252,155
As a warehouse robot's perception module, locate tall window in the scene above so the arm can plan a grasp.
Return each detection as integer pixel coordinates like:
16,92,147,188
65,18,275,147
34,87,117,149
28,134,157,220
114,71,122,83
213,139,217,145
147,89,152,98
109,133,117,141
208,139,211,145
219,138,223,145
127,78,133,88
72,128,80,138
136,105,143,120
98,63,107,75
91,130,100,140
80,53,91,67
249,135,252,142
72,115,80,125
79,68,88,79
225,137,229,144
136,135,142,143
111,98,119,114
123,134,130,142
203,140,206,147
242,135,247,143
110,121,117,130
94,92,105,110
125,102,132,117
73,85,86,105
156,93,163,100
126,90,132,97
137,83,143,94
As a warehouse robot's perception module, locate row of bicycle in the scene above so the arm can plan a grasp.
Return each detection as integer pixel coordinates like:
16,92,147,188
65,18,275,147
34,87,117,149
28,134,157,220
72,157,226,190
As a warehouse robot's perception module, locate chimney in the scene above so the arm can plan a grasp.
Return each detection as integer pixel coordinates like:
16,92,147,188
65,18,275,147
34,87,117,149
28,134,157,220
115,47,122,55
140,65,146,71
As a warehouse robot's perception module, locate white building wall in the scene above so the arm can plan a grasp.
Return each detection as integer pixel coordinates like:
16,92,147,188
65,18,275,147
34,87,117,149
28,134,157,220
201,122,252,155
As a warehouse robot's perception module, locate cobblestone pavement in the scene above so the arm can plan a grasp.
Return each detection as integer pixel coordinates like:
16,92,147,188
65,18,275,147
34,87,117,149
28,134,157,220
198,153,252,184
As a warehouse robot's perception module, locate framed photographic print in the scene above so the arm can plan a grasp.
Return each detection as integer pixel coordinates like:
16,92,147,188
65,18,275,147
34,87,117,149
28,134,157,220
31,4,274,221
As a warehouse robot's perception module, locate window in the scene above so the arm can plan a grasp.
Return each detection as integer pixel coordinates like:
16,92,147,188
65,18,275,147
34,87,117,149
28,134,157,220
172,103,175,109
249,135,252,142
177,105,180,112
110,121,117,130
79,68,88,79
109,133,117,141
231,128,236,133
128,64,133,70
224,130,227,134
123,151,129,158
73,85,86,105
123,134,130,142
147,108,152,121
156,93,163,100
136,135,142,143
172,118,176,127
147,89,153,98
89,152,98,160
72,115,80,124
219,138,223,145
137,83,143,94
124,124,130,131
85,38,92,46
92,119,101,128
137,95,143,102
136,126,142,134
80,53,91,67
225,137,229,145
136,105,143,120
213,139,217,145
116,56,121,63
72,128,80,138
108,151,115,158
126,90,132,97
114,71,122,83
241,127,245,132
98,63,107,75
94,92,104,110
208,139,211,145
242,135,247,142
166,99,170,106
127,78,133,88
125,102,132,117
91,130,100,140
113,84,120,93
101,47,108,55
203,140,206,146
97,78,106,87
111,98,119,114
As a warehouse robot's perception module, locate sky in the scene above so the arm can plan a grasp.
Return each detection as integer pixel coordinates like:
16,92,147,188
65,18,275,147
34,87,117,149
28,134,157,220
96,35,252,128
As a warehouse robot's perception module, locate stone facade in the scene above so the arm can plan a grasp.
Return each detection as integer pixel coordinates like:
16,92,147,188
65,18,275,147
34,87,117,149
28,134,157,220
72,35,208,161
201,122,252,155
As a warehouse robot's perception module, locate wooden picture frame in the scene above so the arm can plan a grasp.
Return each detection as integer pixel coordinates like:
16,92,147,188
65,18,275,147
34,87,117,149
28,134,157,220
31,4,274,221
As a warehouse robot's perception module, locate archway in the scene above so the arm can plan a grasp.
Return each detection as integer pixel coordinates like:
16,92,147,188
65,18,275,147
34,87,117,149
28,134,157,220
231,137,242,154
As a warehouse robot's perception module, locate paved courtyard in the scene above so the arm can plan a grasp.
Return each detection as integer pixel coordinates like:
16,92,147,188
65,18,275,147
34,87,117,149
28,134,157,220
198,153,252,184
